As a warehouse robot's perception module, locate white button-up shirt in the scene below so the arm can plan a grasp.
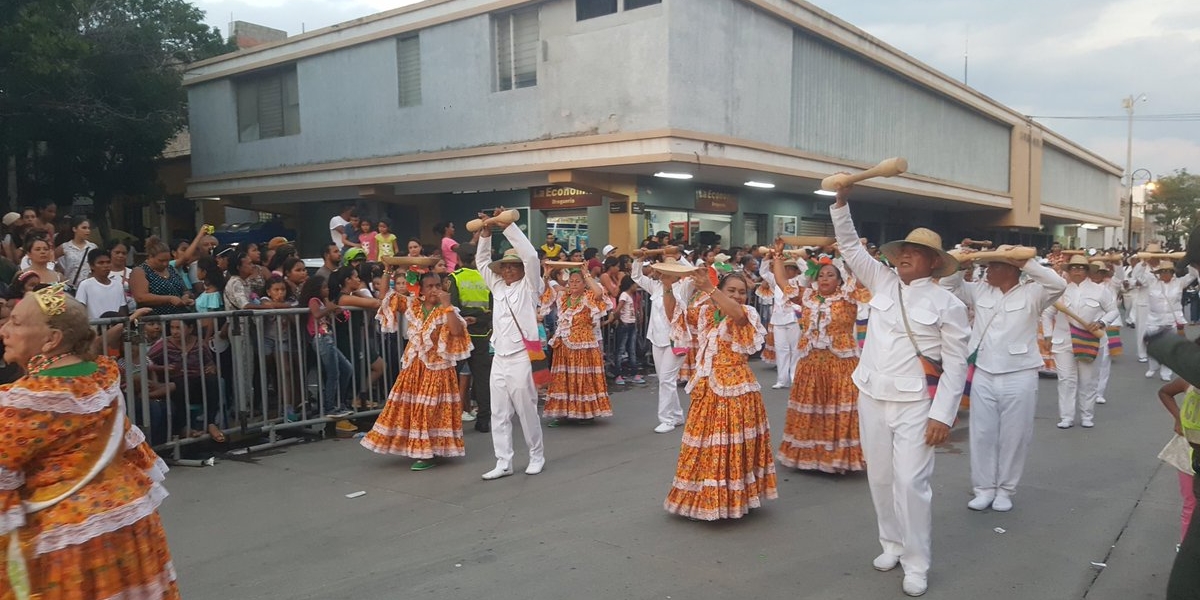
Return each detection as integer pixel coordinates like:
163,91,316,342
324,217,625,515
941,260,1067,375
631,259,691,348
759,259,802,326
1042,280,1120,353
1135,266,1198,328
832,203,971,426
477,224,544,358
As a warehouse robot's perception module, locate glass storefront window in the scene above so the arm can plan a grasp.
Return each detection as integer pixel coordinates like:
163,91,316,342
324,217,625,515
646,209,731,247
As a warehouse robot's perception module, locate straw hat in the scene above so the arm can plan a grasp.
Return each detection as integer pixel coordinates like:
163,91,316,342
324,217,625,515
651,258,699,275
1146,242,1164,253
781,258,800,269
880,228,957,278
1155,260,1176,273
713,253,732,264
1090,261,1111,273
1066,254,1092,268
488,248,525,274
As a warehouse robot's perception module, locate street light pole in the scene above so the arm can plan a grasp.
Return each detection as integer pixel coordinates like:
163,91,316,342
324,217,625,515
1122,93,1147,248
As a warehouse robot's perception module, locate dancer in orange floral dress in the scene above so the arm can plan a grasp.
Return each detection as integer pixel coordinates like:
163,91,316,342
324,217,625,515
540,268,613,425
0,285,178,599
664,270,777,520
362,272,471,471
771,246,866,473
675,286,710,384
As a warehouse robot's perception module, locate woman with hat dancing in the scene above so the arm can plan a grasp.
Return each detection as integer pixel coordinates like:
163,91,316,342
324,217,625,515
1135,258,1198,381
0,285,178,598
663,268,775,520
538,266,613,426
771,243,867,474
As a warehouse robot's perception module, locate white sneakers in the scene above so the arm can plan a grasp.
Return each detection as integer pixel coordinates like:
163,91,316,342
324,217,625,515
902,575,928,597
1096,397,1107,404
1163,373,1174,382
992,495,1013,512
1057,419,1073,429
873,553,900,572
1146,369,1157,378
525,459,545,475
461,411,477,422
1081,418,1094,428
770,382,787,390
967,494,995,511
654,422,677,434
481,465,513,480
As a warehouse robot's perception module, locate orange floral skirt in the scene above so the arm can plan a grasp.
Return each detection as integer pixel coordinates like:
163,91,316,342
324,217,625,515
678,346,697,383
362,359,464,459
5,511,179,600
761,324,776,363
777,350,865,473
545,344,612,419
665,379,778,520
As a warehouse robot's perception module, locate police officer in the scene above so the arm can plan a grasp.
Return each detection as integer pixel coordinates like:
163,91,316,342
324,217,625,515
449,242,494,433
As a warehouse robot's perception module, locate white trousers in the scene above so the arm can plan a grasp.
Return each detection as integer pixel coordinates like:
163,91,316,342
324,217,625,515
969,369,1038,498
1053,350,1098,423
489,352,544,468
1096,340,1111,401
858,393,935,578
1135,304,1149,360
772,322,801,387
651,344,685,426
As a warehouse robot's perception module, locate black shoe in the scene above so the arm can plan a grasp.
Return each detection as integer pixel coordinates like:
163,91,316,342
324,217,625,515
475,421,491,433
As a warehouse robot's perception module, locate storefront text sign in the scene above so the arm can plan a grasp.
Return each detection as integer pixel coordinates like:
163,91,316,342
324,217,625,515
695,189,739,213
530,186,602,210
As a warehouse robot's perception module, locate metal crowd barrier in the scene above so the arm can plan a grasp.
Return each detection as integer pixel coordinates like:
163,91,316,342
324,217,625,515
93,306,401,464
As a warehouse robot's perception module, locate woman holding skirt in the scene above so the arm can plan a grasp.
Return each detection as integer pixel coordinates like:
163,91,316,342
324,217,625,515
772,249,866,473
664,269,777,520
362,272,471,471
540,268,613,425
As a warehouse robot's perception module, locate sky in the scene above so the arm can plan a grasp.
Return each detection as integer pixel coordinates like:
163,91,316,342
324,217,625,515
189,0,1200,182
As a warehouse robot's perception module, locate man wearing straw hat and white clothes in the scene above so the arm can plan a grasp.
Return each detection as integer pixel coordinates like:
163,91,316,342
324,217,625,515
1135,259,1198,381
1129,243,1166,362
476,209,546,480
759,255,803,389
1042,255,1120,429
1088,261,1122,405
939,246,1066,513
831,186,970,598
630,253,690,433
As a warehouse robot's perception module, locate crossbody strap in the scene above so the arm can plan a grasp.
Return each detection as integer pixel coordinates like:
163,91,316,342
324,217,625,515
896,282,925,359
502,286,532,342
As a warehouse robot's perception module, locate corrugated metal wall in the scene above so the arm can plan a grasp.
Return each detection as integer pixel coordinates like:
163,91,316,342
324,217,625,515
790,31,1011,193
1041,145,1120,216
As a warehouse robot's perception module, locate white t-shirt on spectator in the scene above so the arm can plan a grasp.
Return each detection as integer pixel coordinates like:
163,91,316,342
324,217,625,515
18,256,57,271
75,277,126,319
329,215,350,250
618,291,637,324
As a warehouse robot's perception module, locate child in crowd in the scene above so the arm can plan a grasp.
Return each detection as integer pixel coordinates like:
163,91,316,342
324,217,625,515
376,219,397,261
75,248,127,320
359,219,378,261
257,275,300,419
299,275,354,418
614,275,645,385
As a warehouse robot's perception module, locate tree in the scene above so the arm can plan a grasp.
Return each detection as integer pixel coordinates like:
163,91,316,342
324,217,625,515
1144,169,1200,248
0,0,233,240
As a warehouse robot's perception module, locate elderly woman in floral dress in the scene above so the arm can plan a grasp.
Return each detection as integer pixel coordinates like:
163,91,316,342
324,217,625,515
539,267,613,426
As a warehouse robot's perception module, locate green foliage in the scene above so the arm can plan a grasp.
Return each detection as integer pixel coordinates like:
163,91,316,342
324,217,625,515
1145,169,1200,248
0,0,234,235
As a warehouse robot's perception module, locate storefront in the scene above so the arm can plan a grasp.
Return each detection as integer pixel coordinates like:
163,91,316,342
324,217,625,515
531,186,601,252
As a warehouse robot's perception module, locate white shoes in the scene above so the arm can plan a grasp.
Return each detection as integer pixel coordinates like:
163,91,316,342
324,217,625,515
967,494,995,511
1096,397,1107,404
1163,373,1175,382
525,459,545,475
992,495,1013,512
1057,419,1073,429
461,411,477,422
771,382,788,389
1138,357,1149,363
481,465,514,480
872,553,900,572
654,422,677,434
1146,369,1157,378
1081,418,1094,428
902,575,928,597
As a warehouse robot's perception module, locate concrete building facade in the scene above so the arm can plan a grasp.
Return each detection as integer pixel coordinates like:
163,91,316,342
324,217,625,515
183,0,1122,255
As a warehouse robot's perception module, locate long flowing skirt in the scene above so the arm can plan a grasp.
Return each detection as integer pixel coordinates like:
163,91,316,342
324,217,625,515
761,324,776,363
664,379,777,520
361,359,464,458
545,345,613,419
777,350,865,473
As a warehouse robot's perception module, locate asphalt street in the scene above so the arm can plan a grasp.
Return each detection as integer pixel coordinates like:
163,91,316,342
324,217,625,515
160,325,1184,600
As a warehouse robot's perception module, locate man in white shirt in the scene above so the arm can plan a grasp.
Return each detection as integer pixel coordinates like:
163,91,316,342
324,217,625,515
631,255,688,433
1133,259,1198,381
832,186,970,598
760,256,803,389
75,249,127,320
1089,262,1123,404
477,209,546,480
1042,255,1120,429
1129,244,1165,362
329,204,358,251
940,247,1066,513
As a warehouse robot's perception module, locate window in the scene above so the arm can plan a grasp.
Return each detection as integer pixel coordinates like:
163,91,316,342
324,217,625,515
236,67,300,142
576,0,659,20
495,7,539,91
397,35,421,107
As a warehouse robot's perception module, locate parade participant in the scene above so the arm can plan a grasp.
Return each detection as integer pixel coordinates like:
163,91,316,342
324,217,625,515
1089,261,1123,405
773,247,867,474
1130,245,1167,363
630,253,689,433
539,267,612,426
662,270,775,520
940,246,1066,512
831,184,970,598
449,243,494,433
362,272,471,470
476,208,546,480
759,252,803,389
1137,260,1198,381
1042,255,1119,429
0,285,179,599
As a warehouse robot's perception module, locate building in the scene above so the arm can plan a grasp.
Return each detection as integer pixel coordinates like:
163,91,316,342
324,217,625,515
183,0,1122,256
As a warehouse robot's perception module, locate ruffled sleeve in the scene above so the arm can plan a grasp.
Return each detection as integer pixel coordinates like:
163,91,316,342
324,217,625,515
537,285,559,318
585,290,609,318
725,304,767,355
376,290,408,334
436,307,473,364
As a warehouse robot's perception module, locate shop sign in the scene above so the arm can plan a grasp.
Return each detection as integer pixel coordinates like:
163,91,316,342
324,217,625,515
609,201,628,214
630,202,645,215
695,189,739,213
530,186,602,210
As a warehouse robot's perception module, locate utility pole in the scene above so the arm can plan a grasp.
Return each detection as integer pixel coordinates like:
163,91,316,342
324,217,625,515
1122,93,1147,248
